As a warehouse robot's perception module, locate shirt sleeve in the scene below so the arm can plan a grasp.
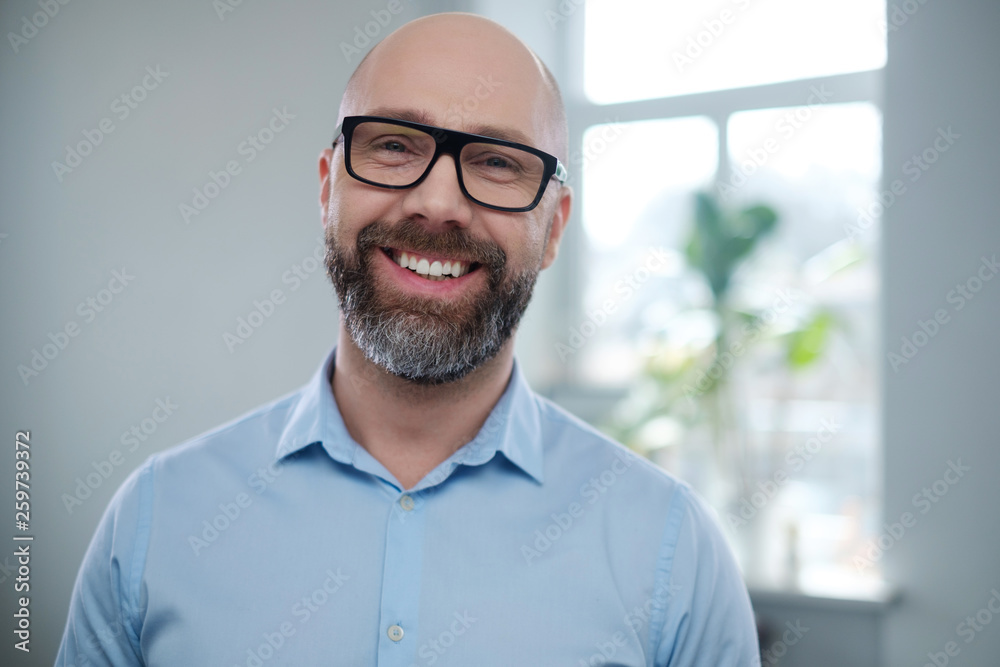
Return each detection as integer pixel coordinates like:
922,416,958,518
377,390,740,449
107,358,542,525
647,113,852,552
55,458,154,666
651,484,759,666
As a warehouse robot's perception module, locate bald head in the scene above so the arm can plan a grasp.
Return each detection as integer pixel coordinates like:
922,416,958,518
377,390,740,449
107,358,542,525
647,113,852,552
339,13,568,164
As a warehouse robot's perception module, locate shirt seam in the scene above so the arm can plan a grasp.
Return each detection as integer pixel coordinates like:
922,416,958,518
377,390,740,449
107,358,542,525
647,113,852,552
123,455,157,654
647,483,689,663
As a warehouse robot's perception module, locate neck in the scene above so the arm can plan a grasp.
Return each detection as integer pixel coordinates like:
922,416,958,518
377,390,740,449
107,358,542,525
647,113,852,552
331,322,515,490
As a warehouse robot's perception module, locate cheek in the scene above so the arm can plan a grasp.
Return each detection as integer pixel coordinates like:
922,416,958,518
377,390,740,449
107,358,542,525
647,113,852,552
521,211,554,254
492,216,550,270
329,175,397,235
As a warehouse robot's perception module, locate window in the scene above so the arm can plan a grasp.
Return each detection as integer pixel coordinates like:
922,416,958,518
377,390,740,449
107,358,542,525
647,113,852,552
570,0,887,594
584,0,886,103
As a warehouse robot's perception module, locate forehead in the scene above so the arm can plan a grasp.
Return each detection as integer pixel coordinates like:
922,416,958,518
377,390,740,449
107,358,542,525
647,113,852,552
348,28,553,150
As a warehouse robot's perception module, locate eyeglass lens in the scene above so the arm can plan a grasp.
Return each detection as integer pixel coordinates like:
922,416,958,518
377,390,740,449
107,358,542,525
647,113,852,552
349,121,546,209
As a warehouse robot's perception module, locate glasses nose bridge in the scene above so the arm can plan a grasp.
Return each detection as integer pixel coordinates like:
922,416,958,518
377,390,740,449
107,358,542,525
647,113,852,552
422,130,467,187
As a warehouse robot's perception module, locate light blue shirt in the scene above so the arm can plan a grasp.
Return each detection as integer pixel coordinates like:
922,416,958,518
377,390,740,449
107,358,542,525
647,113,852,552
57,347,758,666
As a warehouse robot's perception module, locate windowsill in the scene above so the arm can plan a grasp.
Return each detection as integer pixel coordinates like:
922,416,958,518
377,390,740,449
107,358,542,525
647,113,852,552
748,578,899,614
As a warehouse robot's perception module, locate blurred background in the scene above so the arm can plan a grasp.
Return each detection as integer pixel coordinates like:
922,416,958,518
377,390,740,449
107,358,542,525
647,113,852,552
1,0,997,665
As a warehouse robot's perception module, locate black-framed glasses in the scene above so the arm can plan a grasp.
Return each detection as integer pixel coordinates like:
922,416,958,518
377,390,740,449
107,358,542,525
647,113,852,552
332,115,568,212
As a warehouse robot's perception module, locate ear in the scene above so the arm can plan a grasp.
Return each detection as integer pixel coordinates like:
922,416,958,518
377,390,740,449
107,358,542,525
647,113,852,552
540,185,573,270
319,147,334,229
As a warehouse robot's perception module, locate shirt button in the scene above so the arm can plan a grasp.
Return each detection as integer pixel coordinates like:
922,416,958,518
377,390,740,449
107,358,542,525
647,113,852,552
387,624,404,641
399,495,415,511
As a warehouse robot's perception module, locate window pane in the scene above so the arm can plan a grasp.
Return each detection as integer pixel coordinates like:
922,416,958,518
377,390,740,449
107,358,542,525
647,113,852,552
722,102,882,586
578,116,718,385
585,0,886,104
580,102,884,589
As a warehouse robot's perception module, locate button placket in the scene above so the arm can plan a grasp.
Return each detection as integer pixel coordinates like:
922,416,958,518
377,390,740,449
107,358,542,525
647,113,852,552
377,489,427,665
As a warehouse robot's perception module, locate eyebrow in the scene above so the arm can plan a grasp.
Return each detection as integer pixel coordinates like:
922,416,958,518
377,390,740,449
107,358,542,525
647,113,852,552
364,106,536,147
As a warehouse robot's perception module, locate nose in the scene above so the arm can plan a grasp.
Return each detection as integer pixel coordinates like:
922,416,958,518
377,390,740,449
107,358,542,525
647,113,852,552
399,153,475,230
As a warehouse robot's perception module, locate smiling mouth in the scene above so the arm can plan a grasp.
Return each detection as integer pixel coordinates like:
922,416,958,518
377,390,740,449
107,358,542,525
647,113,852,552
381,247,482,282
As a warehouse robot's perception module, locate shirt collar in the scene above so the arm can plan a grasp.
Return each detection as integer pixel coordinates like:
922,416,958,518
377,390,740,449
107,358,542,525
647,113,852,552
274,347,544,487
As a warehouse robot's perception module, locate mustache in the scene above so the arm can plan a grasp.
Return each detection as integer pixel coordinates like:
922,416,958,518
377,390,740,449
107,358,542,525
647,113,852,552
355,219,507,270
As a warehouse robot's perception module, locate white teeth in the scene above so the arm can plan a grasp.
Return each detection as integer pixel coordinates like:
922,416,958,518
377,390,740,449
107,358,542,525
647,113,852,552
392,249,471,279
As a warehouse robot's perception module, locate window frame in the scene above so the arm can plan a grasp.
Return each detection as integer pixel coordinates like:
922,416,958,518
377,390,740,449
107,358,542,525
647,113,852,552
559,8,884,389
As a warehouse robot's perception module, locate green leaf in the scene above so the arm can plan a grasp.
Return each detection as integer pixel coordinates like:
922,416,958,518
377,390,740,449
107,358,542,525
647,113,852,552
786,311,835,368
737,205,778,238
695,192,722,234
684,192,779,303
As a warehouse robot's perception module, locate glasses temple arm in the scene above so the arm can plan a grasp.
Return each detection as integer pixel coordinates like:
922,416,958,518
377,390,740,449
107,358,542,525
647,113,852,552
554,160,568,183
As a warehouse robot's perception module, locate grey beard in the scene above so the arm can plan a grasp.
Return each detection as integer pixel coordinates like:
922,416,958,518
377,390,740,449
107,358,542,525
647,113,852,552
326,219,540,385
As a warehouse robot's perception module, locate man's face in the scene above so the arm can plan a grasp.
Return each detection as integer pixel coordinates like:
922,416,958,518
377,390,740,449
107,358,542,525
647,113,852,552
320,19,570,385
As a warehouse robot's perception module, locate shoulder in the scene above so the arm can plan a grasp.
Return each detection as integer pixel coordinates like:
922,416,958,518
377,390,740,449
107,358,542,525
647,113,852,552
528,393,757,661
94,386,304,533
528,391,718,570
533,391,686,504
99,385,310,546
150,387,301,481
534,394,734,558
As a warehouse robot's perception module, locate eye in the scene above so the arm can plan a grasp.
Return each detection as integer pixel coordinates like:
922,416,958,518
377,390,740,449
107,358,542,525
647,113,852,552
381,140,407,153
476,153,524,174
484,156,510,169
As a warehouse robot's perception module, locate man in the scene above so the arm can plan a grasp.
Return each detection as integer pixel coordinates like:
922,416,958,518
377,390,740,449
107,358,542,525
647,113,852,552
57,13,758,666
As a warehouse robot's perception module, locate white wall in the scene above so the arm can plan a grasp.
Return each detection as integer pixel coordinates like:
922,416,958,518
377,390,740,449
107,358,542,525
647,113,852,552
882,1,1000,665
0,1,574,663
0,1,431,663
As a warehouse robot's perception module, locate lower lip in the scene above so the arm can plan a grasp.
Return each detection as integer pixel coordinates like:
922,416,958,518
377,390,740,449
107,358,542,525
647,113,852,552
376,248,482,295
